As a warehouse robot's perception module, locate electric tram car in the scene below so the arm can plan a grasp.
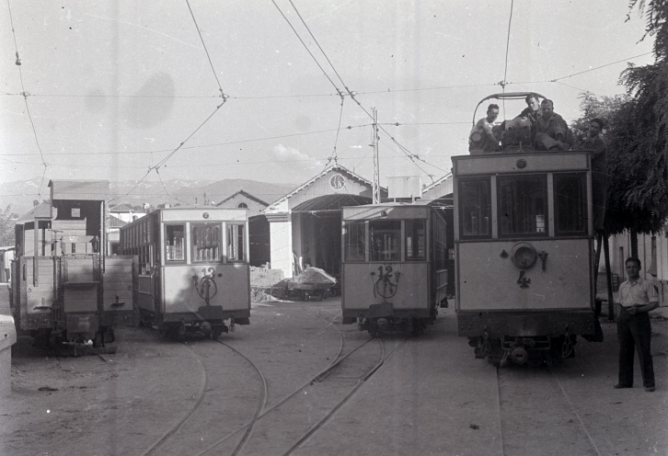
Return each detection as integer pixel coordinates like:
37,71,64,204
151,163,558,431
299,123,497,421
119,206,250,339
454,93,602,366
341,203,450,336
10,180,135,348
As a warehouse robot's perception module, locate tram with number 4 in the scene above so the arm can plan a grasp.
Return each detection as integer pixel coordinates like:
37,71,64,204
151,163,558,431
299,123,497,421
454,93,603,366
341,203,450,336
119,206,250,340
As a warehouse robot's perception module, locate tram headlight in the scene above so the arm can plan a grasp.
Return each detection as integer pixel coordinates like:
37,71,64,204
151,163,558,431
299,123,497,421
510,242,538,270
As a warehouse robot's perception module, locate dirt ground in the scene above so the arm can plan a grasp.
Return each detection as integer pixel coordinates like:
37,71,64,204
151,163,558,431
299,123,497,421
2,296,668,456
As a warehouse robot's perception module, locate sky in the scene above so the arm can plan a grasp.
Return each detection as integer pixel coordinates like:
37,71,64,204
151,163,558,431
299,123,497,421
0,1,656,199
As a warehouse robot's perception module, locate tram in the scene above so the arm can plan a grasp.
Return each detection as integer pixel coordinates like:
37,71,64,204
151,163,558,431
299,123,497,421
11,180,135,349
454,93,602,366
341,203,450,336
119,206,250,339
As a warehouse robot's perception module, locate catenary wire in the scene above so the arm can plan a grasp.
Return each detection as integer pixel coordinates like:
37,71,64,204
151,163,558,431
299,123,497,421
185,0,227,100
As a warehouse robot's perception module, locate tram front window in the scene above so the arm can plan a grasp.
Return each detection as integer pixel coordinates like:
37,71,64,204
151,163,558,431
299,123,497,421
405,220,426,261
227,224,245,262
459,178,491,238
498,175,548,237
192,223,221,262
554,173,587,235
344,221,366,262
165,225,185,261
370,220,401,262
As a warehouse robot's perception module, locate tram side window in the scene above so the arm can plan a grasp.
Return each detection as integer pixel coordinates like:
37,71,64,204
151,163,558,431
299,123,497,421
165,225,185,261
405,220,426,261
192,223,221,262
370,220,401,262
227,224,245,262
498,175,548,237
459,178,491,238
554,173,587,236
344,221,366,262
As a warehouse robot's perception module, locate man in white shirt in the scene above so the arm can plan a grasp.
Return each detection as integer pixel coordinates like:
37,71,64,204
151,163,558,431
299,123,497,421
469,104,500,154
615,257,659,392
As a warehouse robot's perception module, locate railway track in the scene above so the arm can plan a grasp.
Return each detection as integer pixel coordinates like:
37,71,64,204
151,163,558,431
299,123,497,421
495,365,603,456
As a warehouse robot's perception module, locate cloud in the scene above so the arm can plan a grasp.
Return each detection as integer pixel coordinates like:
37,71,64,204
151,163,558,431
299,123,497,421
273,144,310,162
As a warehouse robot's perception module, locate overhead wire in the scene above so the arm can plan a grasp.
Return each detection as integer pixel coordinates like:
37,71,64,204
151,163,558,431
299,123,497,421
500,0,514,115
185,0,227,101
281,0,440,181
6,0,48,199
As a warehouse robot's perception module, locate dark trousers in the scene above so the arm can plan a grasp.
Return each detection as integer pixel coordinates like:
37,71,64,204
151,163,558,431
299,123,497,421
617,308,655,387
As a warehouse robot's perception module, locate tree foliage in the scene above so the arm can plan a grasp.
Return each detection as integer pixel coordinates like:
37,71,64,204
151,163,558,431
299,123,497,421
573,1,668,236
0,205,17,247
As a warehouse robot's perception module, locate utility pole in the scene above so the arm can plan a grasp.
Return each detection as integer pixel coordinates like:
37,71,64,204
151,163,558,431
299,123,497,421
372,107,380,204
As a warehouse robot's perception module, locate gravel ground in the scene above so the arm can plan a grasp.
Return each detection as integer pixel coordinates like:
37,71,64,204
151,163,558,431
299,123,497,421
1,297,668,456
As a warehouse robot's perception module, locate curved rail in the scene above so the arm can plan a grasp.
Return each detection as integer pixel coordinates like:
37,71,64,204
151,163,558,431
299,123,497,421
216,339,269,456
139,341,208,456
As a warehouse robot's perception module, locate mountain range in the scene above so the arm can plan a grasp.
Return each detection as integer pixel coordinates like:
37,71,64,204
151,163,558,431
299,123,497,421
0,177,296,217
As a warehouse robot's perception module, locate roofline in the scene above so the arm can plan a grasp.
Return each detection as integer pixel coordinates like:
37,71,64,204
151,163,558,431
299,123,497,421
266,164,386,207
216,189,269,206
421,172,453,193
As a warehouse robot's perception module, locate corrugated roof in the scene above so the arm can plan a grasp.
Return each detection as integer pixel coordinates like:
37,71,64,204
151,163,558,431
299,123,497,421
292,194,372,213
49,179,109,201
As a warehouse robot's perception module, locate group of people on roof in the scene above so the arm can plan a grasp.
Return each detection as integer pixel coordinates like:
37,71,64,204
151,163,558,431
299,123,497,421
469,93,580,153
469,92,609,232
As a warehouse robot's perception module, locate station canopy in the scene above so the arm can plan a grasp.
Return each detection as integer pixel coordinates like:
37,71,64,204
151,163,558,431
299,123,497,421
291,194,372,214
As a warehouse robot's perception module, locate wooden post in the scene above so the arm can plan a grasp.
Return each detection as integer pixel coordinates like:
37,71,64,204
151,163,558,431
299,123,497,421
603,233,615,321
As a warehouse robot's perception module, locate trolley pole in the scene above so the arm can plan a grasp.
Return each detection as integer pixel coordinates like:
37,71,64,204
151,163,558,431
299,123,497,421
372,107,380,204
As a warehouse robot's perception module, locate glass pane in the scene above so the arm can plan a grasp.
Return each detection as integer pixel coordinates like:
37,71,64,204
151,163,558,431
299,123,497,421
554,173,587,235
165,225,185,261
459,179,491,237
405,220,426,261
370,220,401,261
192,223,221,262
498,175,548,236
344,221,366,262
227,224,245,261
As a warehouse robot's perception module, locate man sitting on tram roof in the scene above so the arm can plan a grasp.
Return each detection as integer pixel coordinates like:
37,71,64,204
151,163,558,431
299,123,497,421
469,103,501,154
534,99,573,151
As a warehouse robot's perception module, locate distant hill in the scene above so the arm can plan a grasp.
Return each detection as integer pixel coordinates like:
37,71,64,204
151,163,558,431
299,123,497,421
0,177,296,217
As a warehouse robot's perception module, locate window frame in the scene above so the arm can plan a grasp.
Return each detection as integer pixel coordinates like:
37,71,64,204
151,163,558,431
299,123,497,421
343,220,367,263
553,172,588,237
458,176,493,240
191,222,223,263
164,223,186,263
496,173,549,239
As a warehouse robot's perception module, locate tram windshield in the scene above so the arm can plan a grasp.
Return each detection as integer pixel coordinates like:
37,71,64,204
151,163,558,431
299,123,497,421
344,221,366,262
405,220,426,261
459,179,491,237
370,220,401,262
227,224,245,262
554,173,587,235
498,175,548,237
165,224,185,261
192,223,221,262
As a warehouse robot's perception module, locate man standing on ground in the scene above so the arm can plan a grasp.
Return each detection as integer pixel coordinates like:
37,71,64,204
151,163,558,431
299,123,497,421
615,257,658,392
